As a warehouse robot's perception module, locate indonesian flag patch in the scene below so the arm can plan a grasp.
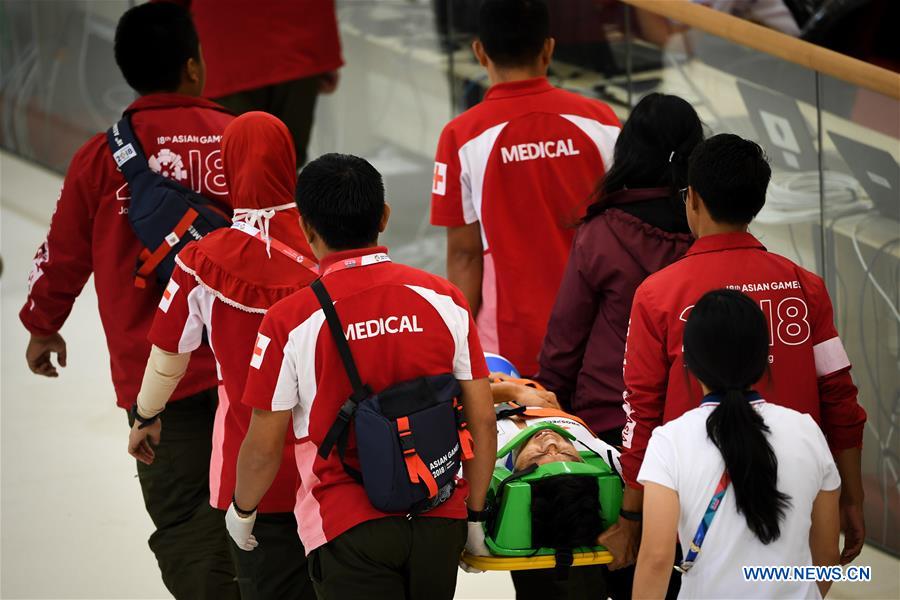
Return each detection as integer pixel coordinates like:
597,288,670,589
159,279,180,313
250,333,271,369
432,161,447,196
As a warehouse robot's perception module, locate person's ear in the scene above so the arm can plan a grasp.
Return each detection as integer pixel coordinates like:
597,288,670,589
472,39,489,68
379,203,391,233
540,37,555,68
688,187,701,214
298,214,316,244
184,55,204,93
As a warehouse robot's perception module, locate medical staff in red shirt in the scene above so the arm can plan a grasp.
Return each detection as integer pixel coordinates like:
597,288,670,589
431,0,620,376
19,4,238,598
170,0,343,165
604,134,867,572
229,154,497,600
128,112,319,600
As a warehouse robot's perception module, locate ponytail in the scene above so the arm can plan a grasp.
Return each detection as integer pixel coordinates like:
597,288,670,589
705,389,791,544
683,290,792,545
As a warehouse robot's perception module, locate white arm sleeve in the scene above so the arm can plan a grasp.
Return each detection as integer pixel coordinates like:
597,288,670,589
136,345,191,418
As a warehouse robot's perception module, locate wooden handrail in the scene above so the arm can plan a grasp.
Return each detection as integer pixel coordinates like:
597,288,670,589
621,0,900,100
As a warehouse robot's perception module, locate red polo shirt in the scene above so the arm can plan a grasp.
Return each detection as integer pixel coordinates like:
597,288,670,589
430,77,620,375
620,232,866,487
241,247,489,553
20,94,230,408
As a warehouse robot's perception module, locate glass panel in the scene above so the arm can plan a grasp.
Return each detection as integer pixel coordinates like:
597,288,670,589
309,0,454,274
640,19,824,271
819,75,900,554
0,0,133,172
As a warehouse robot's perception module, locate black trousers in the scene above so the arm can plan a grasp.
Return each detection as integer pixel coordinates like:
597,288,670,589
229,512,316,600
307,516,467,600
214,76,319,166
131,389,239,600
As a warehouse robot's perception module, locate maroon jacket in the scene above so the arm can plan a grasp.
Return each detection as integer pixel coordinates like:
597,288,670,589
537,188,694,435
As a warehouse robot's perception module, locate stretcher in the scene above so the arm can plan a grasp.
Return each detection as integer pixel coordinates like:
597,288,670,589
461,550,614,571
462,423,623,571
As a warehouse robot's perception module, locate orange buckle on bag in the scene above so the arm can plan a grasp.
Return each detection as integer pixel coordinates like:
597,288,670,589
453,398,475,460
397,416,439,498
133,209,199,288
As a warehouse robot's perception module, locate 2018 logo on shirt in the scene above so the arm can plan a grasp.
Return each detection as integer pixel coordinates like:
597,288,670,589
148,149,188,182
432,162,447,196
250,333,271,369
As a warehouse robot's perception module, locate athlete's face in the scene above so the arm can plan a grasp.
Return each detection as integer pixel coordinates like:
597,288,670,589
513,429,583,471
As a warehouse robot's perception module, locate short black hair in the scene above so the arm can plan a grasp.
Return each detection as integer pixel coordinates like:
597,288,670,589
530,475,603,551
114,2,200,95
295,153,386,250
478,0,550,68
688,133,771,225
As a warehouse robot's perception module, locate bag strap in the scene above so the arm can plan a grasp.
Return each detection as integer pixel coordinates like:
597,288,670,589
311,279,367,399
310,279,369,480
675,469,730,573
106,114,221,210
107,115,151,183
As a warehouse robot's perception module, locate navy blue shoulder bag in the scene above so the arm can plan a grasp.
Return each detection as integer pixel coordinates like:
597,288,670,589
106,115,231,289
311,278,476,514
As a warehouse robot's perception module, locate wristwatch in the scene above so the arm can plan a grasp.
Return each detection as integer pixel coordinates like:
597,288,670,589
130,404,160,429
467,507,489,522
619,509,642,523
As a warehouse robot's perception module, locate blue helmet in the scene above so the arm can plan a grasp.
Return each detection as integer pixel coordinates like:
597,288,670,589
484,352,521,378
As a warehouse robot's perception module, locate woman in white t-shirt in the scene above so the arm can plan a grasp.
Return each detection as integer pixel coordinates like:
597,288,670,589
633,289,841,599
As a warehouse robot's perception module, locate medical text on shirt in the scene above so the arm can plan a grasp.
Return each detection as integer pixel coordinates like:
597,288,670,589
343,315,424,341
500,138,580,164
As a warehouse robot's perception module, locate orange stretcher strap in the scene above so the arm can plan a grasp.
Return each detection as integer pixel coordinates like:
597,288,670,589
489,376,547,391
517,406,592,431
397,416,439,498
134,208,198,288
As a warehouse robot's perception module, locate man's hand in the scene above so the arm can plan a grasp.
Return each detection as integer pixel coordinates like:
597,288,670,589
510,384,560,410
317,70,340,94
598,517,641,570
839,500,865,564
26,332,67,377
128,418,161,465
459,521,490,574
226,503,258,551
465,521,491,557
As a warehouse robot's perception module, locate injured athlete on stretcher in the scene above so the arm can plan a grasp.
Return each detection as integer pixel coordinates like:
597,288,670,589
461,355,623,575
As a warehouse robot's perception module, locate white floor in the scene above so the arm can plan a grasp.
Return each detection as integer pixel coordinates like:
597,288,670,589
1,152,897,599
